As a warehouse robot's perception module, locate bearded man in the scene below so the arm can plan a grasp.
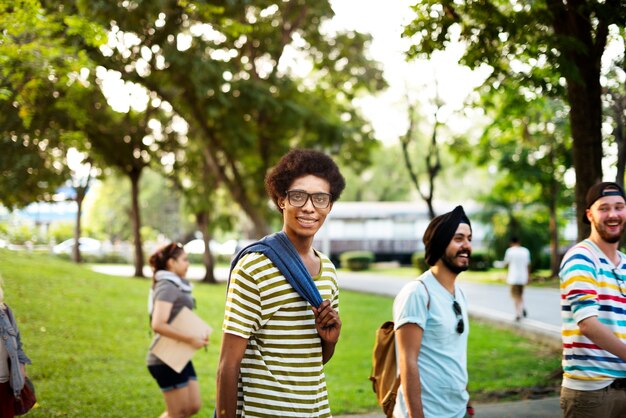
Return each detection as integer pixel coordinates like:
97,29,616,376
393,205,473,418
560,182,626,418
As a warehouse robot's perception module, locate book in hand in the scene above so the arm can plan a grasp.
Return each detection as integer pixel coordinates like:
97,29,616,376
151,306,212,373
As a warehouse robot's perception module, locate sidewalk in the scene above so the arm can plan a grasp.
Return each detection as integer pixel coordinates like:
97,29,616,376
337,396,560,418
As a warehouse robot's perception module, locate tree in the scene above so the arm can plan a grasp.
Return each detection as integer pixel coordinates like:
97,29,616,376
603,43,626,186
66,151,96,263
168,129,237,284
475,91,572,277
400,86,445,220
340,143,413,202
84,169,185,243
75,84,182,277
0,0,100,208
47,0,385,237
404,0,626,240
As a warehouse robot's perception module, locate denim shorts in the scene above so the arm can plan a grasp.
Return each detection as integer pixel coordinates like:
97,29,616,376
148,361,197,392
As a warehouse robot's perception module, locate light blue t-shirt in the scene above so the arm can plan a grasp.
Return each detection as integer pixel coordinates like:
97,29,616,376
392,270,469,418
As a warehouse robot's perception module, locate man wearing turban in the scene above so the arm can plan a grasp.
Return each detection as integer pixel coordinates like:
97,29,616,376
392,206,473,418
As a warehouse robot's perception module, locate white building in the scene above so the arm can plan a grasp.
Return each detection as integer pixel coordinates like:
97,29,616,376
314,201,488,264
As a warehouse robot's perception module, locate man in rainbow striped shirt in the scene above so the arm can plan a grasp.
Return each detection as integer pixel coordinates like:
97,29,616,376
560,182,626,417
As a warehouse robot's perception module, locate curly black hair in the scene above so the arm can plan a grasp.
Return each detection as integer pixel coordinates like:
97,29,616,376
265,149,346,212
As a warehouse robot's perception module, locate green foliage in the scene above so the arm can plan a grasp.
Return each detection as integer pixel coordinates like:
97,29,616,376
479,202,566,273
411,251,429,273
0,0,98,208
339,251,375,271
6,224,42,245
459,89,573,273
403,0,623,240
468,249,492,272
340,143,413,202
51,0,386,236
47,221,75,243
403,0,622,96
0,250,561,415
186,252,231,265
84,170,185,242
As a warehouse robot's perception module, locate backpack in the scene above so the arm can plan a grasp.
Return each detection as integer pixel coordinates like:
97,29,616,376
369,280,430,417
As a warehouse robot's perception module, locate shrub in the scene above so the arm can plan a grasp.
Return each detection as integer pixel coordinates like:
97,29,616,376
469,250,492,271
339,251,374,271
53,252,131,264
187,253,231,265
47,221,75,244
533,250,552,271
8,224,40,245
411,252,429,273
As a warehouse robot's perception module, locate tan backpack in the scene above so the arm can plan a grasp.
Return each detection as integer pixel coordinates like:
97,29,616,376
369,280,429,417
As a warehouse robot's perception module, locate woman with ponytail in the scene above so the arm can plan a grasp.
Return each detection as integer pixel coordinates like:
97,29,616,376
146,243,208,418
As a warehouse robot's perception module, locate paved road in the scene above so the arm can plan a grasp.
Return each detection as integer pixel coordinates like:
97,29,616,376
92,265,563,417
337,271,562,343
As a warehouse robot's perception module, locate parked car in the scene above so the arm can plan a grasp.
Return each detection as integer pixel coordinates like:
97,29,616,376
52,237,102,255
183,239,221,255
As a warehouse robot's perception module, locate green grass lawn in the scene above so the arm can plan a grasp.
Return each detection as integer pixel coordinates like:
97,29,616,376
0,250,561,416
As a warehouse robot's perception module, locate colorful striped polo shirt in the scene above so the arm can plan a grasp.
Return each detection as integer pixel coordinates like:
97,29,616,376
222,251,339,417
560,239,626,390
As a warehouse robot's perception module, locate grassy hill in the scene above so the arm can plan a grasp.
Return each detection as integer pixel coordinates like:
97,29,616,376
0,250,560,416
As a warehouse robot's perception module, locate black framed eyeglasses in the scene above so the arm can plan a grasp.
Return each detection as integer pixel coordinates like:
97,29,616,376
612,269,626,298
452,300,464,334
285,190,332,209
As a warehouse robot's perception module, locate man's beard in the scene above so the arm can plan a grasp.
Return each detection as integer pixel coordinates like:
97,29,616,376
594,219,625,244
441,252,470,274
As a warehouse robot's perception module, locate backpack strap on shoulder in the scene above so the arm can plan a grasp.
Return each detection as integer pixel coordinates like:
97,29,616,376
418,279,430,310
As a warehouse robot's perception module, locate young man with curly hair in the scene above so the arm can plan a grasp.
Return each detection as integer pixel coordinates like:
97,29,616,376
216,149,345,418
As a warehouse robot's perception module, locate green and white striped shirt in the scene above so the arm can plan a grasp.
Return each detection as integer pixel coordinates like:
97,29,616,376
223,251,339,417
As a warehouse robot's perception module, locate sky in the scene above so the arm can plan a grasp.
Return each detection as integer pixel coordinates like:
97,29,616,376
328,0,489,145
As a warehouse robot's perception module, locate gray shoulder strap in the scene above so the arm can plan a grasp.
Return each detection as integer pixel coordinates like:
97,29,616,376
418,280,430,310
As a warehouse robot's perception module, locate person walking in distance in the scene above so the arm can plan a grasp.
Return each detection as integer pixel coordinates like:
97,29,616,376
503,236,531,321
560,182,626,417
393,206,473,418
215,149,345,418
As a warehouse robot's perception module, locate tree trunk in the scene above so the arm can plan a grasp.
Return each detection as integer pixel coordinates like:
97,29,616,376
614,95,625,187
201,147,270,238
568,76,603,241
548,1,607,241
548,176,560,278
196,211,217,284
72,191,84,263
129,168,145,277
